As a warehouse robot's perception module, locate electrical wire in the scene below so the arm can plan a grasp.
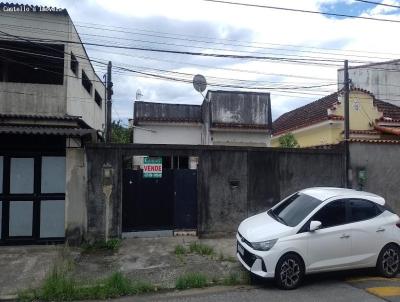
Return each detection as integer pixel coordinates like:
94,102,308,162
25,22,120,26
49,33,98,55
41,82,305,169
199,0,400,23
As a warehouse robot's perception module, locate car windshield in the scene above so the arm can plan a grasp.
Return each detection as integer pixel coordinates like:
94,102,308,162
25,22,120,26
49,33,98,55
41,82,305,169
269,193,323,227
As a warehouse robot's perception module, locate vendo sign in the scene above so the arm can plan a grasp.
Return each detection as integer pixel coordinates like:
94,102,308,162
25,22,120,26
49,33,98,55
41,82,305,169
143,157,162,178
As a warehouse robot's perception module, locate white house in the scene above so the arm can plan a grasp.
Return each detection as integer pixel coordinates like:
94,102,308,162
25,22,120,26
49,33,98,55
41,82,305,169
338,60,400,108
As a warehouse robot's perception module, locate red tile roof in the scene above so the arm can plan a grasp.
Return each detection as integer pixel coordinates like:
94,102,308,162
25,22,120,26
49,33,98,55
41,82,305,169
273,88,400,135
273,92,339,135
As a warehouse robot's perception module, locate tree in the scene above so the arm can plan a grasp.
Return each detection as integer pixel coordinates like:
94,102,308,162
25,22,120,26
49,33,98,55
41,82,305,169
111,120,132,144
278,132,299,148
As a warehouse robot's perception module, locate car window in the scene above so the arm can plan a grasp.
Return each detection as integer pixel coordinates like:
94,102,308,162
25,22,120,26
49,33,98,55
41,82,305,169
312,200,347,229
349,199,381,223
271,193,323,227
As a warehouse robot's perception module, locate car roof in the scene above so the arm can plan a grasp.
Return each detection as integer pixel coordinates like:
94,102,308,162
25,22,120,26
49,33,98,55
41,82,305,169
300,187,385,205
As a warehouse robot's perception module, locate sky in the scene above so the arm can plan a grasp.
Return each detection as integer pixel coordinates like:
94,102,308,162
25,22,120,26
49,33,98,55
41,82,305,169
11,0,400,124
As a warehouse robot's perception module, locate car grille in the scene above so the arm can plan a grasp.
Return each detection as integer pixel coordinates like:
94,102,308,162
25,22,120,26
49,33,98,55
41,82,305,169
240,247,257,267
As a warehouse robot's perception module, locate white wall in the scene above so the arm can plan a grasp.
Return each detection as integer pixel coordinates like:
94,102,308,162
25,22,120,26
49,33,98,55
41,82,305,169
133,123,202,145
211,130,270,146
338,63,400,106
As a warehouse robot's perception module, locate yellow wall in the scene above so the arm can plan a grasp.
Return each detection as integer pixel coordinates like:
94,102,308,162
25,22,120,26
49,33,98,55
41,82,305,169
272,91,383,148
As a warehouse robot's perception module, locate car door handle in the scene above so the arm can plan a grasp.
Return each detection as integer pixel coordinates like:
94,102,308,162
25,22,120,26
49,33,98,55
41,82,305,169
340,234,351,239
376,228,386,232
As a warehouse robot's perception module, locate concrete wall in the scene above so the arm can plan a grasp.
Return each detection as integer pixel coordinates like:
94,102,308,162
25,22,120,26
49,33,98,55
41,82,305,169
338,63,400,106
84,144,344,241
350,142,400,214
65,21,106,131
198,148,344,236
133,124,202,145
0,11,105,131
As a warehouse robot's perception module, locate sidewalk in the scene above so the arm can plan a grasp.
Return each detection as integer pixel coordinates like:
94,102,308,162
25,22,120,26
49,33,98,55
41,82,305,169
0,236,243,297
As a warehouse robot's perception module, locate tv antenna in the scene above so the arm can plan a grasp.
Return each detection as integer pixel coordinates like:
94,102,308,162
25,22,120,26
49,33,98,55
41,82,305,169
135,89,143,101
193,74,207,99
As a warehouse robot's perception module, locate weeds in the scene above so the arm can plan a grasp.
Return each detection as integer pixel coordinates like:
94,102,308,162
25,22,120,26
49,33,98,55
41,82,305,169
18,270,156,301
175,273,208,290
189,242,215,256
81,238,122,253
174,244,187,255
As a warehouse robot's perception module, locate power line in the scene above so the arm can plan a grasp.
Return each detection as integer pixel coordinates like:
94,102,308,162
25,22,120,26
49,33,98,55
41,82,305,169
199,0,400,23
353,0,400,9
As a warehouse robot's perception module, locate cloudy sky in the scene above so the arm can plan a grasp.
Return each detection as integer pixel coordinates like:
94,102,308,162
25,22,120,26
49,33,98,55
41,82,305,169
14,0,400,124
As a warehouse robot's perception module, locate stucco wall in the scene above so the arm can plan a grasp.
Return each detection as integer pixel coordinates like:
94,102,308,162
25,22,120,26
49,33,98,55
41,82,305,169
349,143,400,214
133,124,202,145
211,130,270,146
84,144,344,241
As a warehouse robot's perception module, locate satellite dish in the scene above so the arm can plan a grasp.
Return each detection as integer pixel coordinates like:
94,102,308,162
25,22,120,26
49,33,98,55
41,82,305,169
193,74,207,93
136,89,143,101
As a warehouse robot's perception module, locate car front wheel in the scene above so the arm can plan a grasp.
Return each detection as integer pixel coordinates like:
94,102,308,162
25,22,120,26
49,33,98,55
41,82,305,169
377,243,400,278
275,254,304,290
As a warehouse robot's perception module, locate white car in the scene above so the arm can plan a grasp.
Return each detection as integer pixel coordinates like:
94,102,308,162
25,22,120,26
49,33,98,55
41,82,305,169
236,187,400,289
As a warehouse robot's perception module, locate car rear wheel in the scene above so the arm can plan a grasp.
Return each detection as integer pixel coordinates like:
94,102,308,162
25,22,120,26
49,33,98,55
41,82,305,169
377,244,400,278
275,254,304,290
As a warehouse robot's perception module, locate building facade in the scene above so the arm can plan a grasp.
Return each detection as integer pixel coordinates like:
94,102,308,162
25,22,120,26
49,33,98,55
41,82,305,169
337,60,400,108
133,90,272,147
271,88,400,148
0,4,106,245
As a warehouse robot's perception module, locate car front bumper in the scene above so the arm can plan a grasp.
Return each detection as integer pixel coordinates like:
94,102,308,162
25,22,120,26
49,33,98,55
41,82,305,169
236,233,277,278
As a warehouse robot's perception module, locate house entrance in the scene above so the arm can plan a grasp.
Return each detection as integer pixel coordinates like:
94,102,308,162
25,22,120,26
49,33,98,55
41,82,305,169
122,156,197,232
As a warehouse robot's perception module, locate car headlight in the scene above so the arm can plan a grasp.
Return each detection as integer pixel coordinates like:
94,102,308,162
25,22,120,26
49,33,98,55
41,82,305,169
251,239,278,251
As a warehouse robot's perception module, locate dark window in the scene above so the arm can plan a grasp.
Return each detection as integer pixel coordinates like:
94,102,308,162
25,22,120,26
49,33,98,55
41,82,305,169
94,90,102,107
81,70,92,94
0,40,64,84
349,199,381,223
270,193,323,227
312,200,347,228
70,52,78,75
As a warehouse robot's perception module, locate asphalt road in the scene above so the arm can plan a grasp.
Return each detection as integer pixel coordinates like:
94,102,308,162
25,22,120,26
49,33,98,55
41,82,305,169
114,279,387,302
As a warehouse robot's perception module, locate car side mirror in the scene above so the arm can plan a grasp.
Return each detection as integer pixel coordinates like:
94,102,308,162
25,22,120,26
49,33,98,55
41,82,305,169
309,220,322,232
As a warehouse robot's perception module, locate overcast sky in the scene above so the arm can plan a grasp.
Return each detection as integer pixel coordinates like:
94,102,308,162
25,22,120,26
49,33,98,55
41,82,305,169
18,0,400,124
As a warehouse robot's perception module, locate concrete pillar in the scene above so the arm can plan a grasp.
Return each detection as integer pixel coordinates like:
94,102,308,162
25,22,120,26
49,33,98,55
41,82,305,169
65,147,87,245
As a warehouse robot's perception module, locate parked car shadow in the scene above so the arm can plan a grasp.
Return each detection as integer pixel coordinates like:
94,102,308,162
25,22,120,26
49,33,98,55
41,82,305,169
249,268,378,289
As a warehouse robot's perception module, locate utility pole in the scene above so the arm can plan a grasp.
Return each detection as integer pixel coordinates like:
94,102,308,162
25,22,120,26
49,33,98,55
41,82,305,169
344,60,350,188
106,61,113,143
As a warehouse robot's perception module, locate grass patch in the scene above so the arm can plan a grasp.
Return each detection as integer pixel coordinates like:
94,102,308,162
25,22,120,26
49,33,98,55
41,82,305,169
175,273,208,290
82,238,122,253
19,269,156,301
174,244,187,256
189,242,215,256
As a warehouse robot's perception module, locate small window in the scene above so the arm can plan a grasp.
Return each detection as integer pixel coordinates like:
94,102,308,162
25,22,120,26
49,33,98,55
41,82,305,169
81,70,92,94
70,52,78,75
94,90,102,107
349,199,381,223
312,200,347,229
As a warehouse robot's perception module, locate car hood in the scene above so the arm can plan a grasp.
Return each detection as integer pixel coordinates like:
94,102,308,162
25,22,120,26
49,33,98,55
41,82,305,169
238,211,293,243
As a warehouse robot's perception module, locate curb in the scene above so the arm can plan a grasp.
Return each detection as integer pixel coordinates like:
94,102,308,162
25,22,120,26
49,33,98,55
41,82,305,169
0,295,17,302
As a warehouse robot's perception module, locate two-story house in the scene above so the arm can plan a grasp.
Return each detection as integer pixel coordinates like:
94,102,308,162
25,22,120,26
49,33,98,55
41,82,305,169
0,3,106,244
